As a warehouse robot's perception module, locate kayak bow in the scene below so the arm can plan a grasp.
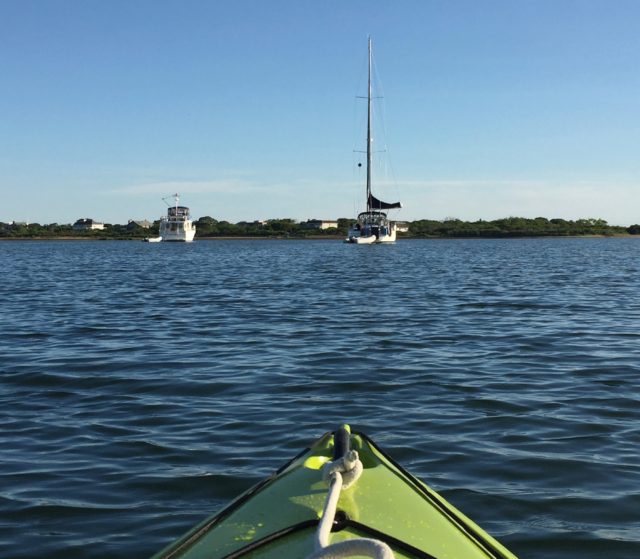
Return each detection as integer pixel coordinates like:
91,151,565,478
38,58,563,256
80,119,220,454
153,426,518,559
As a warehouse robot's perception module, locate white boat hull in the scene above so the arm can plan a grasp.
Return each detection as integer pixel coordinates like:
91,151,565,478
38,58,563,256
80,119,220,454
346,220,397,244
346,234,377,244
159,220,196,242
159,229,196,242
375,230,396,243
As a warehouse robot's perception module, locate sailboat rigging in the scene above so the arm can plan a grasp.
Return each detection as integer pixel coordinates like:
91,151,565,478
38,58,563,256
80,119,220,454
346,37,401,244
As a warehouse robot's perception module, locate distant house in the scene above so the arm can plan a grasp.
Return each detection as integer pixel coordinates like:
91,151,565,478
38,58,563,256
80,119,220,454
73,218,105,231
302,219,339,230
395,221,409,233
127,219,152,230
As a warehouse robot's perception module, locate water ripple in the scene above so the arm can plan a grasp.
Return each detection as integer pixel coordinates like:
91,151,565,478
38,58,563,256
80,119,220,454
1,238,639,558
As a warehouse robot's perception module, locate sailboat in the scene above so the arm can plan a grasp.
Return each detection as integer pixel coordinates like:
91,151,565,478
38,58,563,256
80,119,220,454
346,37,401,244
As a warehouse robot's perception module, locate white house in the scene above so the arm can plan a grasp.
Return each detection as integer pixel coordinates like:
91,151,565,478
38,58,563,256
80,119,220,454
73,218,105,231
302,219,339,230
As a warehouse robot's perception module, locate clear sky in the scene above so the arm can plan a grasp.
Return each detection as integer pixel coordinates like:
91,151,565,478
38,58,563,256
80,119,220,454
2,0,639,225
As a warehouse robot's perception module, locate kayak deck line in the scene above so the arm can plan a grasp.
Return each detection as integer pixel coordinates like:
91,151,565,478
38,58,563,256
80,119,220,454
182,518,441,559
152,427,519,559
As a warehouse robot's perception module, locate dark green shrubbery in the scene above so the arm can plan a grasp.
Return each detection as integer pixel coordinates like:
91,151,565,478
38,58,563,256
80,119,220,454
1,216,634,239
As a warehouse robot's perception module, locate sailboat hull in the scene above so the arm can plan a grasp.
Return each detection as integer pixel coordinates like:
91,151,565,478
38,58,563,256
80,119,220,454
346,234,377,244
346,213,397,244
375,230,396,243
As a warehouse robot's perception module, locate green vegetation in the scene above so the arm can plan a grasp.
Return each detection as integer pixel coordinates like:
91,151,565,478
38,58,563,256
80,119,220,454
193,217,353,238
407,217,637,238
1,217,638,239
0,221,160,240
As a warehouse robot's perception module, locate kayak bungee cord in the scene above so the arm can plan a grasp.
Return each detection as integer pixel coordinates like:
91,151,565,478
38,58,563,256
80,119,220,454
307,427,395,559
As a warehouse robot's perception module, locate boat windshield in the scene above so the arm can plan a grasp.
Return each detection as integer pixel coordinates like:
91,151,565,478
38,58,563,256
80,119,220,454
358,211,388,219
168,206,190,219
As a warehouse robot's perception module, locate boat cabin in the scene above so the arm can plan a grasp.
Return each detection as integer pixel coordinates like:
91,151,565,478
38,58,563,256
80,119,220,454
167,206,191,220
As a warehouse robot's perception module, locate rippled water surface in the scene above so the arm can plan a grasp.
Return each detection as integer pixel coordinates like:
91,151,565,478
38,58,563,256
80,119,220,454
1,238,639,558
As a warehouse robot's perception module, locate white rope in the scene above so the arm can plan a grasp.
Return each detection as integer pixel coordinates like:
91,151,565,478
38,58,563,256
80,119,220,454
306,450,395,559
321,450,363,489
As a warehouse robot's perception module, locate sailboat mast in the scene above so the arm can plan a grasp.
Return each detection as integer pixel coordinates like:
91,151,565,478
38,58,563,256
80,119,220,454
366,36,372,213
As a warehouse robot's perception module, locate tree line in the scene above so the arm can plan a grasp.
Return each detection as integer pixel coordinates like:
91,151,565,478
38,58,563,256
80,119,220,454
1,216,639,239
407,217,639,237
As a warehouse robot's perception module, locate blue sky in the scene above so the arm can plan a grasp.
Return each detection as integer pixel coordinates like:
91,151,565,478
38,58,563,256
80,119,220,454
2,0,639,225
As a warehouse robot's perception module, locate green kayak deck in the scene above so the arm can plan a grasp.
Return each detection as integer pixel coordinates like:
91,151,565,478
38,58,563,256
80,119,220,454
153,428,518,559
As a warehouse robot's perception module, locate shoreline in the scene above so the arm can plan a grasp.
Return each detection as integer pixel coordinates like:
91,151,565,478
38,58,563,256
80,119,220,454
1,234,637,242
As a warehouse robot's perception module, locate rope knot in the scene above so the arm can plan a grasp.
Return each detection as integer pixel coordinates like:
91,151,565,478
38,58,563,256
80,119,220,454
306,434,395,559
322,450,363,489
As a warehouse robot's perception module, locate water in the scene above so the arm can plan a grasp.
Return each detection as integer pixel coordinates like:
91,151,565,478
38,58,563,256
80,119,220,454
1,238,639,558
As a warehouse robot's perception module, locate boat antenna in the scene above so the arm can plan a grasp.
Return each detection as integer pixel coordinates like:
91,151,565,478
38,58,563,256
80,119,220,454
366,36,372,213
162,193,180,208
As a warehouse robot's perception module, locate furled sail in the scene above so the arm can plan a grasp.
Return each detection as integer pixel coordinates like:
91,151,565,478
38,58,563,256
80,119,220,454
368,193,402,210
